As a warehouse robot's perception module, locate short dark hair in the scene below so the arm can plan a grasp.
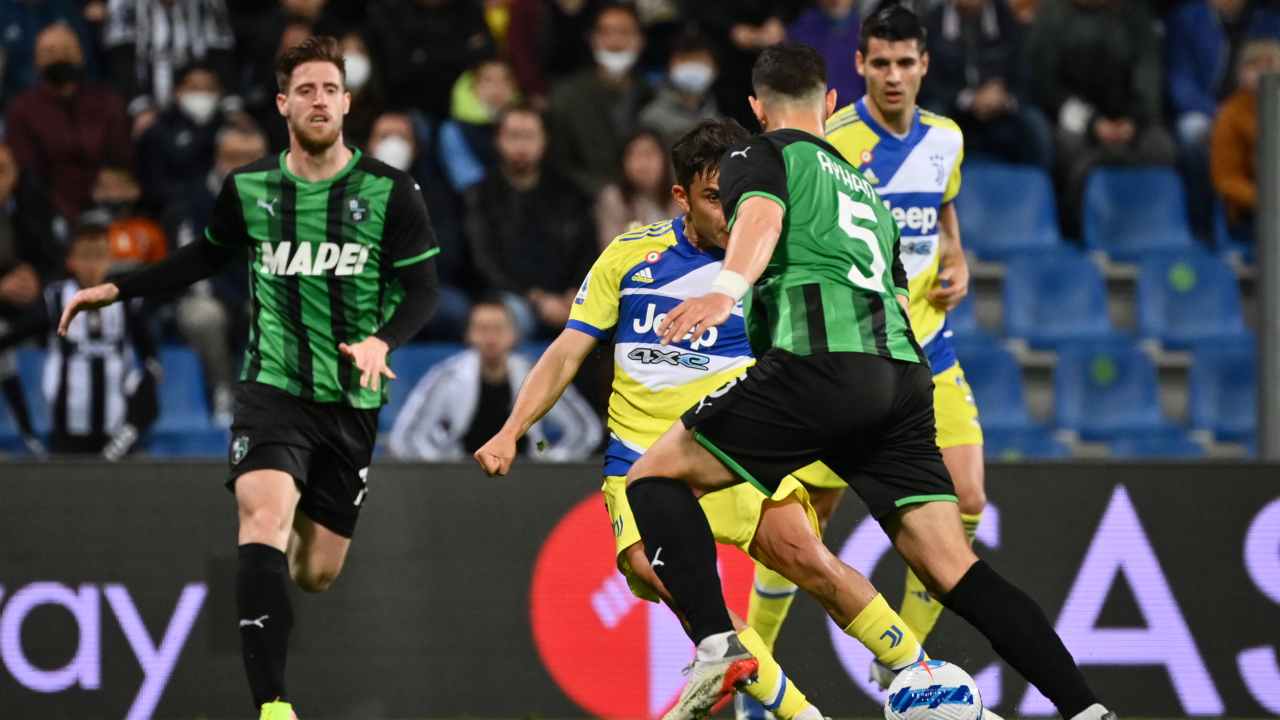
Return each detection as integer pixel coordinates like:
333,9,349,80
276,35,345,93
751,42,827,101
593,2,641,31
859,2,927,54
670,119,750,190
495,101,544,134
669,28,712,59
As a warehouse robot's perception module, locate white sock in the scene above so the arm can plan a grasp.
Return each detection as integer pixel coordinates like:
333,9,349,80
696,630,735,662
1067,703,1110,720
794,703,823,720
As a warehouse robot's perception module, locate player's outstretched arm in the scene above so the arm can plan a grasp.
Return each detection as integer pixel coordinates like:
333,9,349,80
927,202,969,311
658,196,783,346
58,235,237,336
474,328,597,476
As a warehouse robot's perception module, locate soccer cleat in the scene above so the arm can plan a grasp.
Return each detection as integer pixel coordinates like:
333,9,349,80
869,658,897,690
983,709,1007,720
663,634,759,720
792,703,828,720
258,700,296,720
1067,704,1116,720
733,692,774,720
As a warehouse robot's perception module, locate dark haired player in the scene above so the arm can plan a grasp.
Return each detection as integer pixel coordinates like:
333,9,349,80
624,43,1116,720
57,37,440,720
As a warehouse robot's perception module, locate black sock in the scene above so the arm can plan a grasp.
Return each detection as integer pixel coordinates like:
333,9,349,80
237,543,293,708
942,560,1097,718
626,476,733,644
2,374,35,436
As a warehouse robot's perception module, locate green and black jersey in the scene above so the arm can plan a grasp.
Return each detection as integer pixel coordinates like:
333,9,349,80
717,129,923,363
207,148,438,408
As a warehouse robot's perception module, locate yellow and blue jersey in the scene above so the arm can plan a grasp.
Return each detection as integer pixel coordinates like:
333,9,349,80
567,217,754,476
826,97,964,374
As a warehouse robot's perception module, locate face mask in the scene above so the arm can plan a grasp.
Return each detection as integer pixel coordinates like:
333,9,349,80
344,53,372,91
670,62,715,94
595,48,638,76
373,135,413,171
43,61,83,86
177,91,219,125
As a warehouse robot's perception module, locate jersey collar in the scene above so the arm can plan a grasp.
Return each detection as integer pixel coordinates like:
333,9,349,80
854,97,926,146
278,146,362,187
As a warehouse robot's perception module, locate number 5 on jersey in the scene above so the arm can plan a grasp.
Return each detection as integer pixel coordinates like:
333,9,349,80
837,191,889,293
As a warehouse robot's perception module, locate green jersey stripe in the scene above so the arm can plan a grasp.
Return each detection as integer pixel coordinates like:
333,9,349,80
325,175,356,397
801,284,828,354
279,180,312,400
784,284,810,355
392,246,440,268
866,293,891,357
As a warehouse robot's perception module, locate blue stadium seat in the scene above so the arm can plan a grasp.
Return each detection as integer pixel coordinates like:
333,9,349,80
1189,338,1256,441
983,426,1070,460
154,347,211,432
146,429,230,457
947,293,980,336
1003,248,1112,348
952,338,1029,431
1136,249,1246,348
1054,340,1164,439
379,343,462,431
1213,204,1254,265
958,163,1061,259
1108,427,1205,459
1083,167,1196,260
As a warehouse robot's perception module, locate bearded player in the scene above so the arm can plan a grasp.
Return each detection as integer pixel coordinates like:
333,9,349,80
741,4,989,701
57,37,440,720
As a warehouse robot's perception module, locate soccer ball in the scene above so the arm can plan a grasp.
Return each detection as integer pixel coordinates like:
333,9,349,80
883,659,982,720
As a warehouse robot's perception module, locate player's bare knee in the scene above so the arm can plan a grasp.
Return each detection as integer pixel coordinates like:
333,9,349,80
238,505,292,547
957,487,986,516
293,565,338,593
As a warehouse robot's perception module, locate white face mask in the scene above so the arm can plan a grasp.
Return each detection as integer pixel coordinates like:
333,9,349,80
373,135,413,171
670,62,715,94
178,91,219,125
595,48,639,76
344,53,371,91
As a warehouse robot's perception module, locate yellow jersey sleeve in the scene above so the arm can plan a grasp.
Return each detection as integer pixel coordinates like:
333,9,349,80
567,247,624,340
943,140,964,204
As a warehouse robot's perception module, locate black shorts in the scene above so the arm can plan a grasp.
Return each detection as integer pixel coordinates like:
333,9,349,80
227,382,379,538
682,349,955,521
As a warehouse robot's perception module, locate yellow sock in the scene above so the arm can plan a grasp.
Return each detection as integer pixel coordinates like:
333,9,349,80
899,511,982,644
737,626,811,720
747,560,798,651
845,593,926,671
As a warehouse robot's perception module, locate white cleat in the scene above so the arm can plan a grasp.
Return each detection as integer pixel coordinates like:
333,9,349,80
663,633,759,720
869,658,897,690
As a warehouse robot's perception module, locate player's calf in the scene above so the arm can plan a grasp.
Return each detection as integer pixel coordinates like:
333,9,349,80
286,516,351,593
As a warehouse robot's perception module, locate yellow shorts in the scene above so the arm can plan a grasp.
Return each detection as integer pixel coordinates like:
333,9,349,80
933,363,984,449
602,474,820,602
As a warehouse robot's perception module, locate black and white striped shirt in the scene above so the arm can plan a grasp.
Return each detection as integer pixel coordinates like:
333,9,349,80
104,0,236,114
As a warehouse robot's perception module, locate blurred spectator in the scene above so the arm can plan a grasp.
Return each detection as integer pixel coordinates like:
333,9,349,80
1026,0,1175,235
93,166,167,274
594,129,680,249
162,121,264,424
242,18,314,152
465,106,596,338
683,0,793,127
0,143,60,452
368,112,472,341
638,29,722,147
0,210,159,459
388,296,601,461
1167,0,1280,237
1009,0,1039,22
921,0,1053,168
0,0,101,107
1211,37,1280,239
6,23,132,222
366,0,495,120
547,3,653,194
789,0,864,109
103,0,238,139
137,63,225,213
506,0,601,106
339,31,386,147
439,58,520,192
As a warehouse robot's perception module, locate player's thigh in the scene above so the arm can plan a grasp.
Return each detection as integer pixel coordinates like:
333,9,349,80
295,403,378,540
886,500,977,597
288,512,352,593
234,468,302,549
625,419,737,495
933,363,986,514
789,461,847,532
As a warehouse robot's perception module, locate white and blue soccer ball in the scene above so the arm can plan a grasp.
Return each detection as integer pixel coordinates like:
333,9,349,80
883,659,983,720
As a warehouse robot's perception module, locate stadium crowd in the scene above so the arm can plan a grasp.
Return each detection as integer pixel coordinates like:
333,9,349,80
0,0,1275,458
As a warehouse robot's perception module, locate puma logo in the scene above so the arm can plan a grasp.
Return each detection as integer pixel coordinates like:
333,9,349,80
239,614,269,629
651,547,665,569
730,147,751,159
257,197,279,218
